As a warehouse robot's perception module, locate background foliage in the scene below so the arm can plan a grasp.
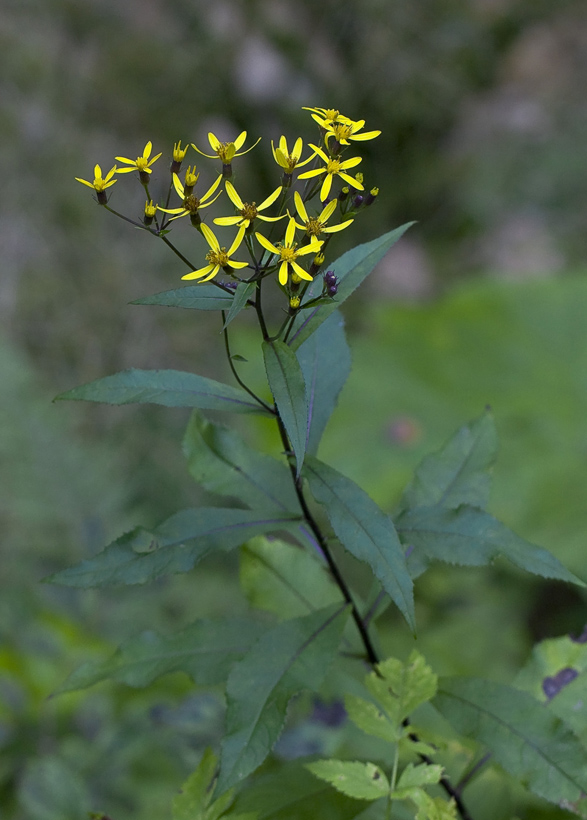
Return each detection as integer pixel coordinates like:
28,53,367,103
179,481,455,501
2,1,587,818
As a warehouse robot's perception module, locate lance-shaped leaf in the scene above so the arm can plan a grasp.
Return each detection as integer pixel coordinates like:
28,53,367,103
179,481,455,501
55,618,267,694
173,749,250,820
400,410,497,512
304,455,415,633
240,536,340,619
434,677,587,806
223,281,256,329
46,508,301,588
295,311,352,455
263,340,308,476
217,603,350,794
132,285,234,310
395,504,584,585
306,760,390,801
56,368,270,415
287,223,414,350
183,411,299,513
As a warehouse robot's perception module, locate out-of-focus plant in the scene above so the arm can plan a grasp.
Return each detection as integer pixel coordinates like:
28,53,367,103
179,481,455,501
48,106,587,820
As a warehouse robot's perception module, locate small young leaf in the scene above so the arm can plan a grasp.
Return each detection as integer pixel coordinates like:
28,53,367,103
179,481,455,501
55,618,266,693
217,603,350,794
400,410,497,512
132,285,233,311
223,281,256,329
366,651,438,728
263,340,308,476
344,694,399,743
56,368,271,415
288,223,415,350
434,677,587,806
306,760,390,801
183,411,299,513
404,790,458,820
304,455,415,632
240,536,340,619
396,505,585,585
295,310,352,455
46,508,301,588
172,748,220,820
394,763,443,792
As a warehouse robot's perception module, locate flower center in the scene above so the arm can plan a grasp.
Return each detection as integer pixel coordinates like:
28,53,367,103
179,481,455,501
278,245,298,263
326,159,341,174
305,218,322,236
206,248,231,267
330,123,353,141
240,202,258,221
184,195,201,213
284,153,298,172
216,142,236,163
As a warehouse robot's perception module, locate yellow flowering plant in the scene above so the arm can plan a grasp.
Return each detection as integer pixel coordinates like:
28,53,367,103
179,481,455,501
62,108,586,820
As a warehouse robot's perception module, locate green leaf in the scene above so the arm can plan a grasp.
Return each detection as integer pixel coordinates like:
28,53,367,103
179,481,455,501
306,760,390,801
46,508,301,587
223,282,256,329
287,223,414,350
303,455,415,632
217,603,350,794
435,677,587,806
55,618,266,693
344,694,399,743
296,311,352,455
240,536,341,619
400,410,497,512
183,411,299,513
366,651,438,729
132,285,234,310
394,763,443,792
395,504,585,585
56,368,271,414
173,748,220,820
406,790,458,820
263,340,308,477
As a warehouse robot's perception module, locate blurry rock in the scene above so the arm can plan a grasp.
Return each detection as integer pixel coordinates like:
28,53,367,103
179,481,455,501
475,211,564,278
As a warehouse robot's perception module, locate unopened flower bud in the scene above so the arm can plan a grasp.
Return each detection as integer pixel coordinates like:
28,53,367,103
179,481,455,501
183,166,199,195
354,172,364,185
338,187,349,202
171,140,189,174
364,187,379,207
144,200,157,225
309,252,325,275
323,270,339,297
352,194,364,209
289,296,301,310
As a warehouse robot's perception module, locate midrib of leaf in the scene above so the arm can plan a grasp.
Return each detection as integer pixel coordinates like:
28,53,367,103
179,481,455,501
245,548,325,613
437,442,482,506
439,688,585,790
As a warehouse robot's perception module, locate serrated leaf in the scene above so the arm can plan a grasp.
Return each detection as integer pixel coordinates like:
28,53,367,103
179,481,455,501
515,633,587,699
223,282,256,329
306,760,389,801
303,455,415,632
395,763,443,792
366,651,438,729
240,536,340,619
55,618,266,693
296,311,352,455
287,223,415,350
396,504,584,585
56,368,271,414
183,411,299,513
46,508,300,588
173,748,220,820
408,790,458,820
217,603,350,794
132,285,234,310
344,694,399,743
263,340,308,477
434,676,587,806
400,410,497,512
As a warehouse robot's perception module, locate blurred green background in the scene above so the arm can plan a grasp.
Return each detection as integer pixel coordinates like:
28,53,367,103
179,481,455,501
2,1,587,817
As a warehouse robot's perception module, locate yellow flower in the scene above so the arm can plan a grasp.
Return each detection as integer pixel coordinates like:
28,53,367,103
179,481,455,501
271,136,315,173
324,118,381,146
115,141,162,176
158,173,222,223
303,107,353,128
255,218,323,286
182,224,248,282
192,131,261,164
75,164,118,193
292,191,353,236
298,144,363,201
214,181,284,230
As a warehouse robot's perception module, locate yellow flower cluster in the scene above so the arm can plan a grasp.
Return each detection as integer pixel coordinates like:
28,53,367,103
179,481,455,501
75,107,380,302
